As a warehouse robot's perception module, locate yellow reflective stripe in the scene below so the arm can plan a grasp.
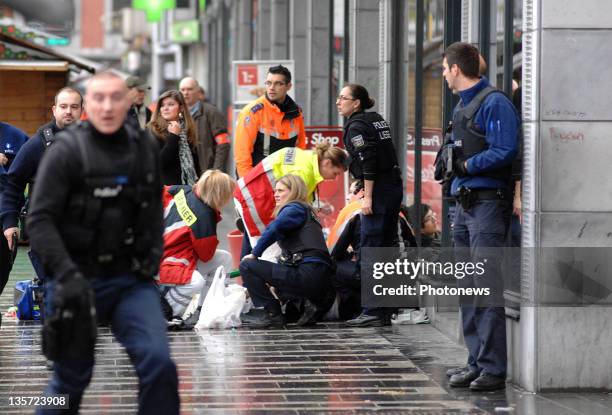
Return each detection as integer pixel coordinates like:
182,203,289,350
174,189,197,226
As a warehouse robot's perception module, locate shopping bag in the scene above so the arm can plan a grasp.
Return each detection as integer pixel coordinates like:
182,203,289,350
195,266,247,329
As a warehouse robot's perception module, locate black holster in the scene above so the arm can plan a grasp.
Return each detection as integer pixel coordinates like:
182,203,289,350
456,186,476,211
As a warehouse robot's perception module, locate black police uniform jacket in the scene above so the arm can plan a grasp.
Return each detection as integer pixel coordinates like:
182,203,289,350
27,122,164,281
343,111,400,181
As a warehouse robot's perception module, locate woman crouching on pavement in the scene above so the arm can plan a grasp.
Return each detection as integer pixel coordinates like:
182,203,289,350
239,174,333,329
158,170,236,330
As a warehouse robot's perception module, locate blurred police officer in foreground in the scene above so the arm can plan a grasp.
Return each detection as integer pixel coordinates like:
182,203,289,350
27,71,179,414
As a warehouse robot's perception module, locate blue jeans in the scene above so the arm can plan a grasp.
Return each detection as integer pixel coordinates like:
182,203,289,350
453,199,508,378
38,274,179,415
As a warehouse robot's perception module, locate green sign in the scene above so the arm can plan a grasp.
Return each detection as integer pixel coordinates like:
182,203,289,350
46,38,70,46
132,0,176,22
170,20,199,43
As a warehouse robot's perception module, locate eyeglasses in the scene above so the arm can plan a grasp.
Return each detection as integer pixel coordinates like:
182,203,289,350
264,81,287,88
337,95,356,102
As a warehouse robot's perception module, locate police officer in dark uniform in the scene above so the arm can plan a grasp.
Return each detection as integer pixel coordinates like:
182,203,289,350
1,87,83,285
240,174,333,328
441,42,519,392
27,72,179,414
336,83,403,327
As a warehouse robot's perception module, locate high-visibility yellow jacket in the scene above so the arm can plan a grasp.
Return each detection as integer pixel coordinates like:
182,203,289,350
234,147,322,237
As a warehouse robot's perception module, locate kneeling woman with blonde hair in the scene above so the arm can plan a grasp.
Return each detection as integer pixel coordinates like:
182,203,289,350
240,174,333,328
158,170,236,329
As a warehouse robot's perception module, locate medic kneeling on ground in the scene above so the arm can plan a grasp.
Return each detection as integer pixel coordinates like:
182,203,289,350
158,170,236,330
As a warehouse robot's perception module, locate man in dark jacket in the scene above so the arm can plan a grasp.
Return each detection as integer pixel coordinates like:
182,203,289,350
179,77,230,173
126,75,152,130
27,71,179,414
1,87,83,287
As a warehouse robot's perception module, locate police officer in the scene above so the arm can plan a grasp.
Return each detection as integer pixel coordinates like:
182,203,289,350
441,42,518,392
27,71,179,414
336,83,403,327
1,87,83,287
240,174,334,328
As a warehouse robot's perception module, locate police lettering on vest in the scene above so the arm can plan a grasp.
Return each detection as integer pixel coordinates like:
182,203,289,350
61,123,159,278
343,112,400,181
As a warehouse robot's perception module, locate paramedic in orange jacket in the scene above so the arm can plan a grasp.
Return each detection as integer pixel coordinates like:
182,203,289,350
234,65,306,178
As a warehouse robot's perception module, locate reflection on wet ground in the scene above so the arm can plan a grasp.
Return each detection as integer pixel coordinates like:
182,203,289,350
2,250,611,414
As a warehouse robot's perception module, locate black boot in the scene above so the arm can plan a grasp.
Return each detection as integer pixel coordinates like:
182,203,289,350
241,306,285,329
296,299,318,326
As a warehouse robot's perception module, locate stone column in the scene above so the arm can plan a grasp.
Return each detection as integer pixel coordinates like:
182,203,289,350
520,0,612,391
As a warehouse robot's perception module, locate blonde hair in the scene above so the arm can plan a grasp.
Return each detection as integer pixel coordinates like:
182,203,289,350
148,90,197,146
273,174,309,217
315,142,347,170
194,170,236,211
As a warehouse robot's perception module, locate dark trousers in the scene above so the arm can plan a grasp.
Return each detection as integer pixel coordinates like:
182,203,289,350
360,177,403,317
38,274,179,415
240,259,332,310
332,259,361,320
453,199,508,378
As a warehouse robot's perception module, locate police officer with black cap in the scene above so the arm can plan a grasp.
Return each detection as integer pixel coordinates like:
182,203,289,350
336,83,403,327
27,71,179,414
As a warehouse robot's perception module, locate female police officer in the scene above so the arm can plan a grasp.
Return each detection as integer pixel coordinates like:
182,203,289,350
337,83,403,327
239,175,333,328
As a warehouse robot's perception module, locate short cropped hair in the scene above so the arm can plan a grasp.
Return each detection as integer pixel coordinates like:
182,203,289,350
54,87,83,106
268,65,292,83
444,42,480,79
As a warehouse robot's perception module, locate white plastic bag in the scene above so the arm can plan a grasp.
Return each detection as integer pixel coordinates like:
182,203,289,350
195,266,247,329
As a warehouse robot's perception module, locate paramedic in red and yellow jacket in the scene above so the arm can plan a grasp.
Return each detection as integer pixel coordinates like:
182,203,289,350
234,65,306,178
158,170,236,322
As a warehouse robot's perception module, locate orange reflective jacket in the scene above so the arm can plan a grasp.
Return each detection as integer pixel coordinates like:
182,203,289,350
234,95,306,177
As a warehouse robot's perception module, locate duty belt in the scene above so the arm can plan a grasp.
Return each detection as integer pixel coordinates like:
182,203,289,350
455,187,507,210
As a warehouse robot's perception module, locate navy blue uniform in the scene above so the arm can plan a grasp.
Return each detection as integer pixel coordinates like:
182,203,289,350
0,122,28,193
1,121,62,281
240,202,332,311
451,77,519,379
1,121,58,232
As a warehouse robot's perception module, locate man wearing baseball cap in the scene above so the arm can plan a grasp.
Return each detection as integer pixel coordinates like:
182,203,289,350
126,75,152,130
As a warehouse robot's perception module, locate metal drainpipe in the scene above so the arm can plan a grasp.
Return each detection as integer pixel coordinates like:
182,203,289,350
414,0,424,247
440,0,462,248
503,0,515,96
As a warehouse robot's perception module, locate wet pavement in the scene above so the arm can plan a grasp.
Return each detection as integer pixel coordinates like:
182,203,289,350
2,246,612,414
